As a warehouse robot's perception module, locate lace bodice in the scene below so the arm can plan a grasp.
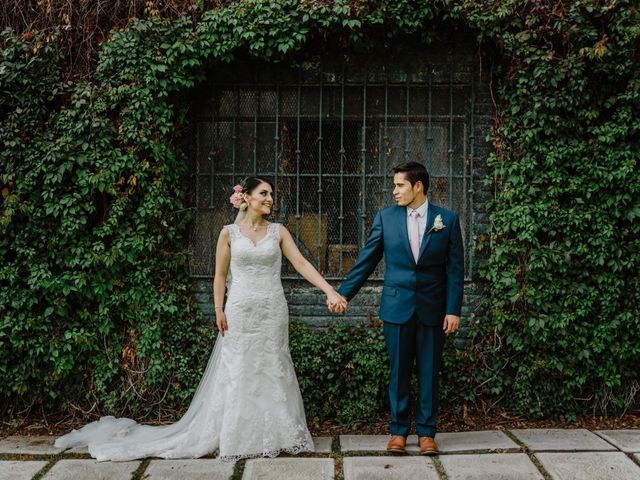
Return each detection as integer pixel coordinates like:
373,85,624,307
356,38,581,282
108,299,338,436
225,223,282,293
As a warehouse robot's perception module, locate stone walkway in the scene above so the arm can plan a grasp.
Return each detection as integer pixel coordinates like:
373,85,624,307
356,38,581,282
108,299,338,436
1,429,639,479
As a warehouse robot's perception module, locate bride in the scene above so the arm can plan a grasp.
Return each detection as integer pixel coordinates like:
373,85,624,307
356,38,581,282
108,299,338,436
55,176,347,461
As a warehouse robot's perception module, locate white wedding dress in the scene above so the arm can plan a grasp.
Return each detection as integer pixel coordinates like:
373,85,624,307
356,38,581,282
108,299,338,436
55,222,314,461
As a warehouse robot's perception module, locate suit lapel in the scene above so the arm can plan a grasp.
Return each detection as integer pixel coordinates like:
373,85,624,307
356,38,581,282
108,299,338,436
396,206,414,260
418,202,437,262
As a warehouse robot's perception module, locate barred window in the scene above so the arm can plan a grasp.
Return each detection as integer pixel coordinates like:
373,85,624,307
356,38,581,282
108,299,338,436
188,55,476,281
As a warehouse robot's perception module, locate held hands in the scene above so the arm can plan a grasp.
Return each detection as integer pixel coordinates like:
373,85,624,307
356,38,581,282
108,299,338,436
443,314,460,335
326,290,348,313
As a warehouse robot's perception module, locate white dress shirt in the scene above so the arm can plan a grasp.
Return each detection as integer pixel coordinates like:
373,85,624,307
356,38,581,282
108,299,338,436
406,200,429,247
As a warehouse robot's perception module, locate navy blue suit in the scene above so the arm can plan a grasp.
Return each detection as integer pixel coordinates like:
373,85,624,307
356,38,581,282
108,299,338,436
338,202,464,437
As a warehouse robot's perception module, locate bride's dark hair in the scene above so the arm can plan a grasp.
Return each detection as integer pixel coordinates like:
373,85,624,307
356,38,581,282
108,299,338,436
243,176,274,194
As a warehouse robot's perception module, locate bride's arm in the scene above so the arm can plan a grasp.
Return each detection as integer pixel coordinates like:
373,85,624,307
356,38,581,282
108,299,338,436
213,227,231,335
279,225,347,311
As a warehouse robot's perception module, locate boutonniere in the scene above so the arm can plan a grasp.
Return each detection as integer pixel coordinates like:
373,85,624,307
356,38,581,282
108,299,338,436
427,214,446,234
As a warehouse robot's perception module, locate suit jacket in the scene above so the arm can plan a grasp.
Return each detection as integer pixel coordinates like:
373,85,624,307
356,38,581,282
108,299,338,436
337,202,464,326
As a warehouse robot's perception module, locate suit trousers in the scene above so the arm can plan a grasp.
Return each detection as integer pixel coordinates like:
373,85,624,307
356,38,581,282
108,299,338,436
383,314,446,437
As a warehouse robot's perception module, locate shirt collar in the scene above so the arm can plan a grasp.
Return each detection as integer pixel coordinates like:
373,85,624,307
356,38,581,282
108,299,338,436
407,200,429,218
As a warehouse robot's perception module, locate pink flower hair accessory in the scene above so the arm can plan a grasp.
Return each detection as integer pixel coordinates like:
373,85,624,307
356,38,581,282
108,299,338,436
229,184,247,210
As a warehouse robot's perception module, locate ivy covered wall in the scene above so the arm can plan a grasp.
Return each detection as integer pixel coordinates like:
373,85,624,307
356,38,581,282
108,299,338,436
1,1,638,423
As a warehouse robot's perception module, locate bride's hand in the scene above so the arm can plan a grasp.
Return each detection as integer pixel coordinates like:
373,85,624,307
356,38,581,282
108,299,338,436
326,290,347,313
216,310,228,336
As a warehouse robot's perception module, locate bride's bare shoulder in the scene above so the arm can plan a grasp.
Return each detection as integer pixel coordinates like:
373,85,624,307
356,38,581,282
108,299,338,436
277,223,292,236
218,225,232,242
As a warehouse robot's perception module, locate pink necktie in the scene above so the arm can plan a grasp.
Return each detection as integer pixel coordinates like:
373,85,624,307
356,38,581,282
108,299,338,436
409,210,420,262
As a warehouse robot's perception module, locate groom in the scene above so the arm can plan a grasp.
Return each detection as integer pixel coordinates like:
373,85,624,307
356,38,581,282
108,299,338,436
332,161,464,455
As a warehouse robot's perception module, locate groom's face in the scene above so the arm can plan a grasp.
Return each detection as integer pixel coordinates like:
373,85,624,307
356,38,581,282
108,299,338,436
393,173,420,207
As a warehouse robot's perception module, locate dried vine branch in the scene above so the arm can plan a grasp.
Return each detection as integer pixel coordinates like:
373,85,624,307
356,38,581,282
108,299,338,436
0,0,226,78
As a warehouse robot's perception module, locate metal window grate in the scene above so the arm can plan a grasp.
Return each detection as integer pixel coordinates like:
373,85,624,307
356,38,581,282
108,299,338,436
189,57,476,281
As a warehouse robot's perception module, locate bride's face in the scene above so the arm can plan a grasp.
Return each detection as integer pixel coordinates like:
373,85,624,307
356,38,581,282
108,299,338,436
244,182,273,215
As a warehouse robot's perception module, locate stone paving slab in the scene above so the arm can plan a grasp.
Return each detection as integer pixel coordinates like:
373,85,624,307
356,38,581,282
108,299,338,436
440,453,544,480
340,432,519,454
340,435,426,453
0,460,48,480
42,459,139,480
510,429,616,451
145,459,234,479
312,437,333,453
343,456,438,480
340,435,403,452
58,437,333,456
0,435,64,455
535,452,640,480
242,458,334,480
595,429,640,452
434,431,520,453
67,445,89,454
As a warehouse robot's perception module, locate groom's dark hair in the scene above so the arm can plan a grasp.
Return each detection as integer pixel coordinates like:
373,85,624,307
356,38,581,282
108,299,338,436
393,162,429,191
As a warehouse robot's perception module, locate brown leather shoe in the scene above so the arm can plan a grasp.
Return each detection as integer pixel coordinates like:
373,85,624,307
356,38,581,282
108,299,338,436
419,436,439,455
386,435,407,454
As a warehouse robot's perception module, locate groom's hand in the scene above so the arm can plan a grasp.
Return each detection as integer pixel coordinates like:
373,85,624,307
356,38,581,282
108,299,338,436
443,315,460,335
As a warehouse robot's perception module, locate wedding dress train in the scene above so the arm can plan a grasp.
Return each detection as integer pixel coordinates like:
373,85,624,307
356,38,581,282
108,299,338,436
55,223,314,461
